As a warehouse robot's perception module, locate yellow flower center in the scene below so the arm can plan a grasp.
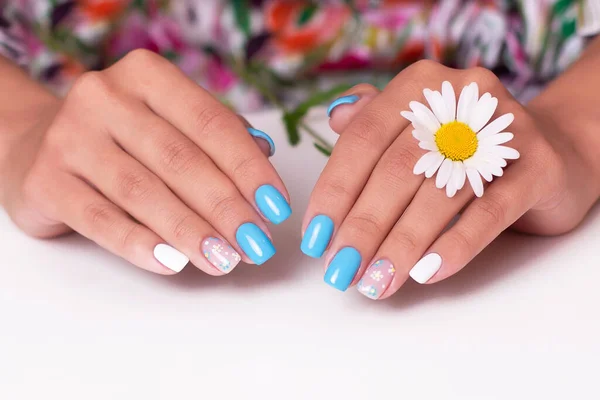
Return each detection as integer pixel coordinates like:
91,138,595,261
435,121,478,161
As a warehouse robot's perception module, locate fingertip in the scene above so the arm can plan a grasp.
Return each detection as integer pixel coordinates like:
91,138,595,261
328,88,379,134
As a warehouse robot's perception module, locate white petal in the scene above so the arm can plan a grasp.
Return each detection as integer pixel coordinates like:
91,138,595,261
413,151,441,175
453,161,466,190
482,153,508,168
466,168,484,197
436,158,453,189
468,94,498,132
424,89,451,124
419,141,438,151
425,153,445,178
490,145,520,160
401,111,415,122
446,177,457,198
456,84,474,123
477,113,515,140
442,81,457,121
470,82,480,103
410,101,441,133
486,162,504,177
479,132,514,147
412,129,434,142
476,164,494,182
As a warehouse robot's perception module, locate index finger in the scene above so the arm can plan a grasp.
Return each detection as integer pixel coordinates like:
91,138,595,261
301,61,458,257
108,50,291,224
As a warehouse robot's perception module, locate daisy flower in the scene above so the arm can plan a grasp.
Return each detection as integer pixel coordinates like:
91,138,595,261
401,81,520,198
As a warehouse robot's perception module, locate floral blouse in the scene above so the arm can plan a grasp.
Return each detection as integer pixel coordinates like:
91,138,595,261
1,0,599,113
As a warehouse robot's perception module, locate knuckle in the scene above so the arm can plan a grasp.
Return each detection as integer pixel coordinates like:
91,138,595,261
169,214,197,241
159,140,200,175
388,229,419,253
409,59,440,75
70,71,111,97
83,202,114,226
116,224,141,252
380,146,419,186
318,178,352,207
466,67,499,90
192,105,232,138
344,211,384,238
114,169,155,202
206,191,239,224
122,48,160,67
447,229,473,252
474,194,508,226
348,109,389,146
230,155,260,182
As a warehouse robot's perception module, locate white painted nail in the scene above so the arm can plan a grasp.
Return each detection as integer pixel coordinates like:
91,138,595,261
153,244,189,272
409,253,442,284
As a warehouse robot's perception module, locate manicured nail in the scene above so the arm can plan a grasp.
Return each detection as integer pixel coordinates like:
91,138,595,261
324,247,362,291
255,185,291,225
301,215,334,258
409,253,442,284
153,244,189,272
247,127,276,156
327,95,359,117
235,222,275,265
357,259,396,300
202,237,241,273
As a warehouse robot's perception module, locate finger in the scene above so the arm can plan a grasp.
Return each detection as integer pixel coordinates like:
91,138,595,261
99,99,277,265
319,126,425,291
239,115,275,158
72,141,256,274
107,51,290,224
409,157,540,285
356,176,474,300
301,64,457,264
327,83,380,134
48,173,187,274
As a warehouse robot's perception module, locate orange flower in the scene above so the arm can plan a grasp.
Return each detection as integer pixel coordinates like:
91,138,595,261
77,0,128,21
265,1,350,54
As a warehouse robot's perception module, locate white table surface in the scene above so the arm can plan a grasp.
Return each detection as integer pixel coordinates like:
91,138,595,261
1,109,599,400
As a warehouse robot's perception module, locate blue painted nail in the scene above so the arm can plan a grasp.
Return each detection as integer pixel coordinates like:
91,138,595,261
235,223,275,265
247,127,276,157
327,95,359,117
301,215,334,258
324,247,362,291
255,185,291,225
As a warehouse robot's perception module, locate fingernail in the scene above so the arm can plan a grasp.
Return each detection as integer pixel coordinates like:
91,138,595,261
235,222,275,265
255,185,291,225
327,95,359,117
202,237,241,273
409,253,442,284
301,215,334,258
247,127,276,157
357,259,396,300
324,247,361,291
153,244,189,272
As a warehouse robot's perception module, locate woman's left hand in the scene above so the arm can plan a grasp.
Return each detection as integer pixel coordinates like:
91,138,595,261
301,60,600,300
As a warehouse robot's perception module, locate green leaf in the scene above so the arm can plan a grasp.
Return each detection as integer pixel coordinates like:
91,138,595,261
291,84,353,118
283,112,301,145
281,84,352,146
232,0,251,37
297,5,318,26
313,142,332,156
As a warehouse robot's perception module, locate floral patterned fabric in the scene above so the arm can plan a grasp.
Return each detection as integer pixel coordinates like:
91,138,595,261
0,0,597,111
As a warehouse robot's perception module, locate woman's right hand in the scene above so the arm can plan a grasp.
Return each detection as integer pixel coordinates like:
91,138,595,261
0,49,291,275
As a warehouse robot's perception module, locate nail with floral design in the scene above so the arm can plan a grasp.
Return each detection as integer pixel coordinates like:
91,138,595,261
202,237,241,274
357,259,396,300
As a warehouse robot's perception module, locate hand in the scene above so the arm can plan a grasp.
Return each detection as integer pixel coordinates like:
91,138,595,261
302,60,599,299
0,50,291,275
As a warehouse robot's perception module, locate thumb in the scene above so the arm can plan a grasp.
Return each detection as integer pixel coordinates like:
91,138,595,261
327,83,380,135
239,115,276,158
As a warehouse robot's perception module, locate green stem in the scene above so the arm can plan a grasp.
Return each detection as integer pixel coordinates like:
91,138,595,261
299,121,333,150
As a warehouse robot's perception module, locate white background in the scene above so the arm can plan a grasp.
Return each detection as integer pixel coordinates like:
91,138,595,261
1,110,599,399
